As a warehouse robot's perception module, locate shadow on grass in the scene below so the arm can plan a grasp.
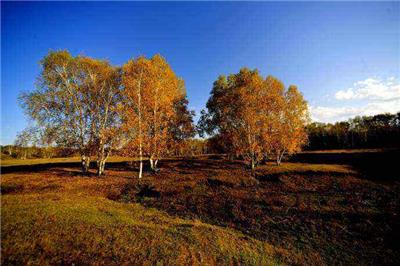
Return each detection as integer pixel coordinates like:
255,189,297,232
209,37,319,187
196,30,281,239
256,170,351,182
3,150,399,183
0,161,134,175
1,183,24,194
291,149,400,182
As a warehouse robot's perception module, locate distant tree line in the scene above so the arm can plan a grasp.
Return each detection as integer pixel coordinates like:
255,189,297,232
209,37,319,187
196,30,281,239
305,113,400,150
9,112,399,162
1,145,76,160
2,139,209,161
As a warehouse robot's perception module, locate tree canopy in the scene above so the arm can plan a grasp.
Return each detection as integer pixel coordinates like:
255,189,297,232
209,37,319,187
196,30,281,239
18,51,325,175
19,51,194,176
199,68,309,169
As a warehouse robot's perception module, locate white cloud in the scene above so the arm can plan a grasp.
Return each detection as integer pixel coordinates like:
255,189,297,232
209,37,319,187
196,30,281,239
335,89,355,100
335,77,400,101
311,77,400,123
310,106,359,122
310,100,400,123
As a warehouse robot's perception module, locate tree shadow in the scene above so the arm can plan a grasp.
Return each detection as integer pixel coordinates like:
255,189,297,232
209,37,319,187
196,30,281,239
291,149,400,182
255,170,351,182
164,158,245,172
2,160,138,175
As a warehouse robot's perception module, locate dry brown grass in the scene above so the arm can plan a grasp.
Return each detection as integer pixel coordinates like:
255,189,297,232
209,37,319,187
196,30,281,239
1,164,289,265
0,156,136,166
1,153,399,265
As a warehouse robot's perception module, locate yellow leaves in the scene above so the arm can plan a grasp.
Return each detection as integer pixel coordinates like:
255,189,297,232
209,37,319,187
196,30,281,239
120,55,186,159
202,68,309,167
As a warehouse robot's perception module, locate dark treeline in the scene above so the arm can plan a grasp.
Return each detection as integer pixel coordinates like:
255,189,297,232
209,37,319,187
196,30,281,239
306,112,400,150
5,112,400,160
1,139,209,160
1,145,76,160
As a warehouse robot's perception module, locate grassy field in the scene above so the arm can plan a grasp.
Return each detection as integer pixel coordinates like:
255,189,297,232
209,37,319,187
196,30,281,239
1,150,399,265
0,148,391,166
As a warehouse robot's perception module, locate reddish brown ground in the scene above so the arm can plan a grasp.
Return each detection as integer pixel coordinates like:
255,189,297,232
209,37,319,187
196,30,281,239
2,151,399,265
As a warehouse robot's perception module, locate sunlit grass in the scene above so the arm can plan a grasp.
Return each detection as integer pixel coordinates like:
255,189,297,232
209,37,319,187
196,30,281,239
1,152,397,265
0,158,293,265
301,148,388,154
0,156,136,166
258,162,355,175
1,193,284,265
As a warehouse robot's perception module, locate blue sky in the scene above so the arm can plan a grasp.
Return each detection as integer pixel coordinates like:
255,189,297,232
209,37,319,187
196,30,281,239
1,1,399,144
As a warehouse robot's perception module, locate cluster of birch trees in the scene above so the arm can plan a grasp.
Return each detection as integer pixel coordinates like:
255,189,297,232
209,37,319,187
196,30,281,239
19,51,309,176
20,50,195,177
199,68,309,169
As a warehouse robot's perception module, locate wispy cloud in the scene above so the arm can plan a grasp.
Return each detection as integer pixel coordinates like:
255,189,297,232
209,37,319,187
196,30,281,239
311,77,400,123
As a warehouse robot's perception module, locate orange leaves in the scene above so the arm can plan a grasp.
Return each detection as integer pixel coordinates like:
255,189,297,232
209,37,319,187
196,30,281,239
22,50,308,173
120,55,188,162
201,68,309,169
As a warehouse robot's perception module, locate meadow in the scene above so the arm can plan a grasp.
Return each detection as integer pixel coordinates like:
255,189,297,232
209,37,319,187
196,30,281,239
1,149,399,265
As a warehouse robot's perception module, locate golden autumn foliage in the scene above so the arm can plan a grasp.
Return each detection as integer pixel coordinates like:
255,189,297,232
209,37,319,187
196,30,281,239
20,50,308,175
10,52,399,266
274,85,309,165
20,50,195,178
120,55,189,176
19,50,121,176
199,68,309,169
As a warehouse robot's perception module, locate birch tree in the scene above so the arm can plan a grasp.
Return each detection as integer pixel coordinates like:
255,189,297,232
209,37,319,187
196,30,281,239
120,55,185,176
120,56,149,178
14,127,37,159
200,68,309,170
200,68,267,170
169,92,196,156
261,76,286,164
273,85,309,165
198,75,234,154
78,57,121,176
146,55,183,170
20,51,91,173
228,68,266,170
19,50,121,175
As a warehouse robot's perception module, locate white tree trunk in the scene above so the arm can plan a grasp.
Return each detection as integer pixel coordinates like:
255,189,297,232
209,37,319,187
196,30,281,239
251,158,255,170
276,150,285,166
150,157,154,171
101,159,106,173
97,157,107,176
97,160,102,176
137,69,143,179
81,155,90,174
138,158,143,179
7,146,12,156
